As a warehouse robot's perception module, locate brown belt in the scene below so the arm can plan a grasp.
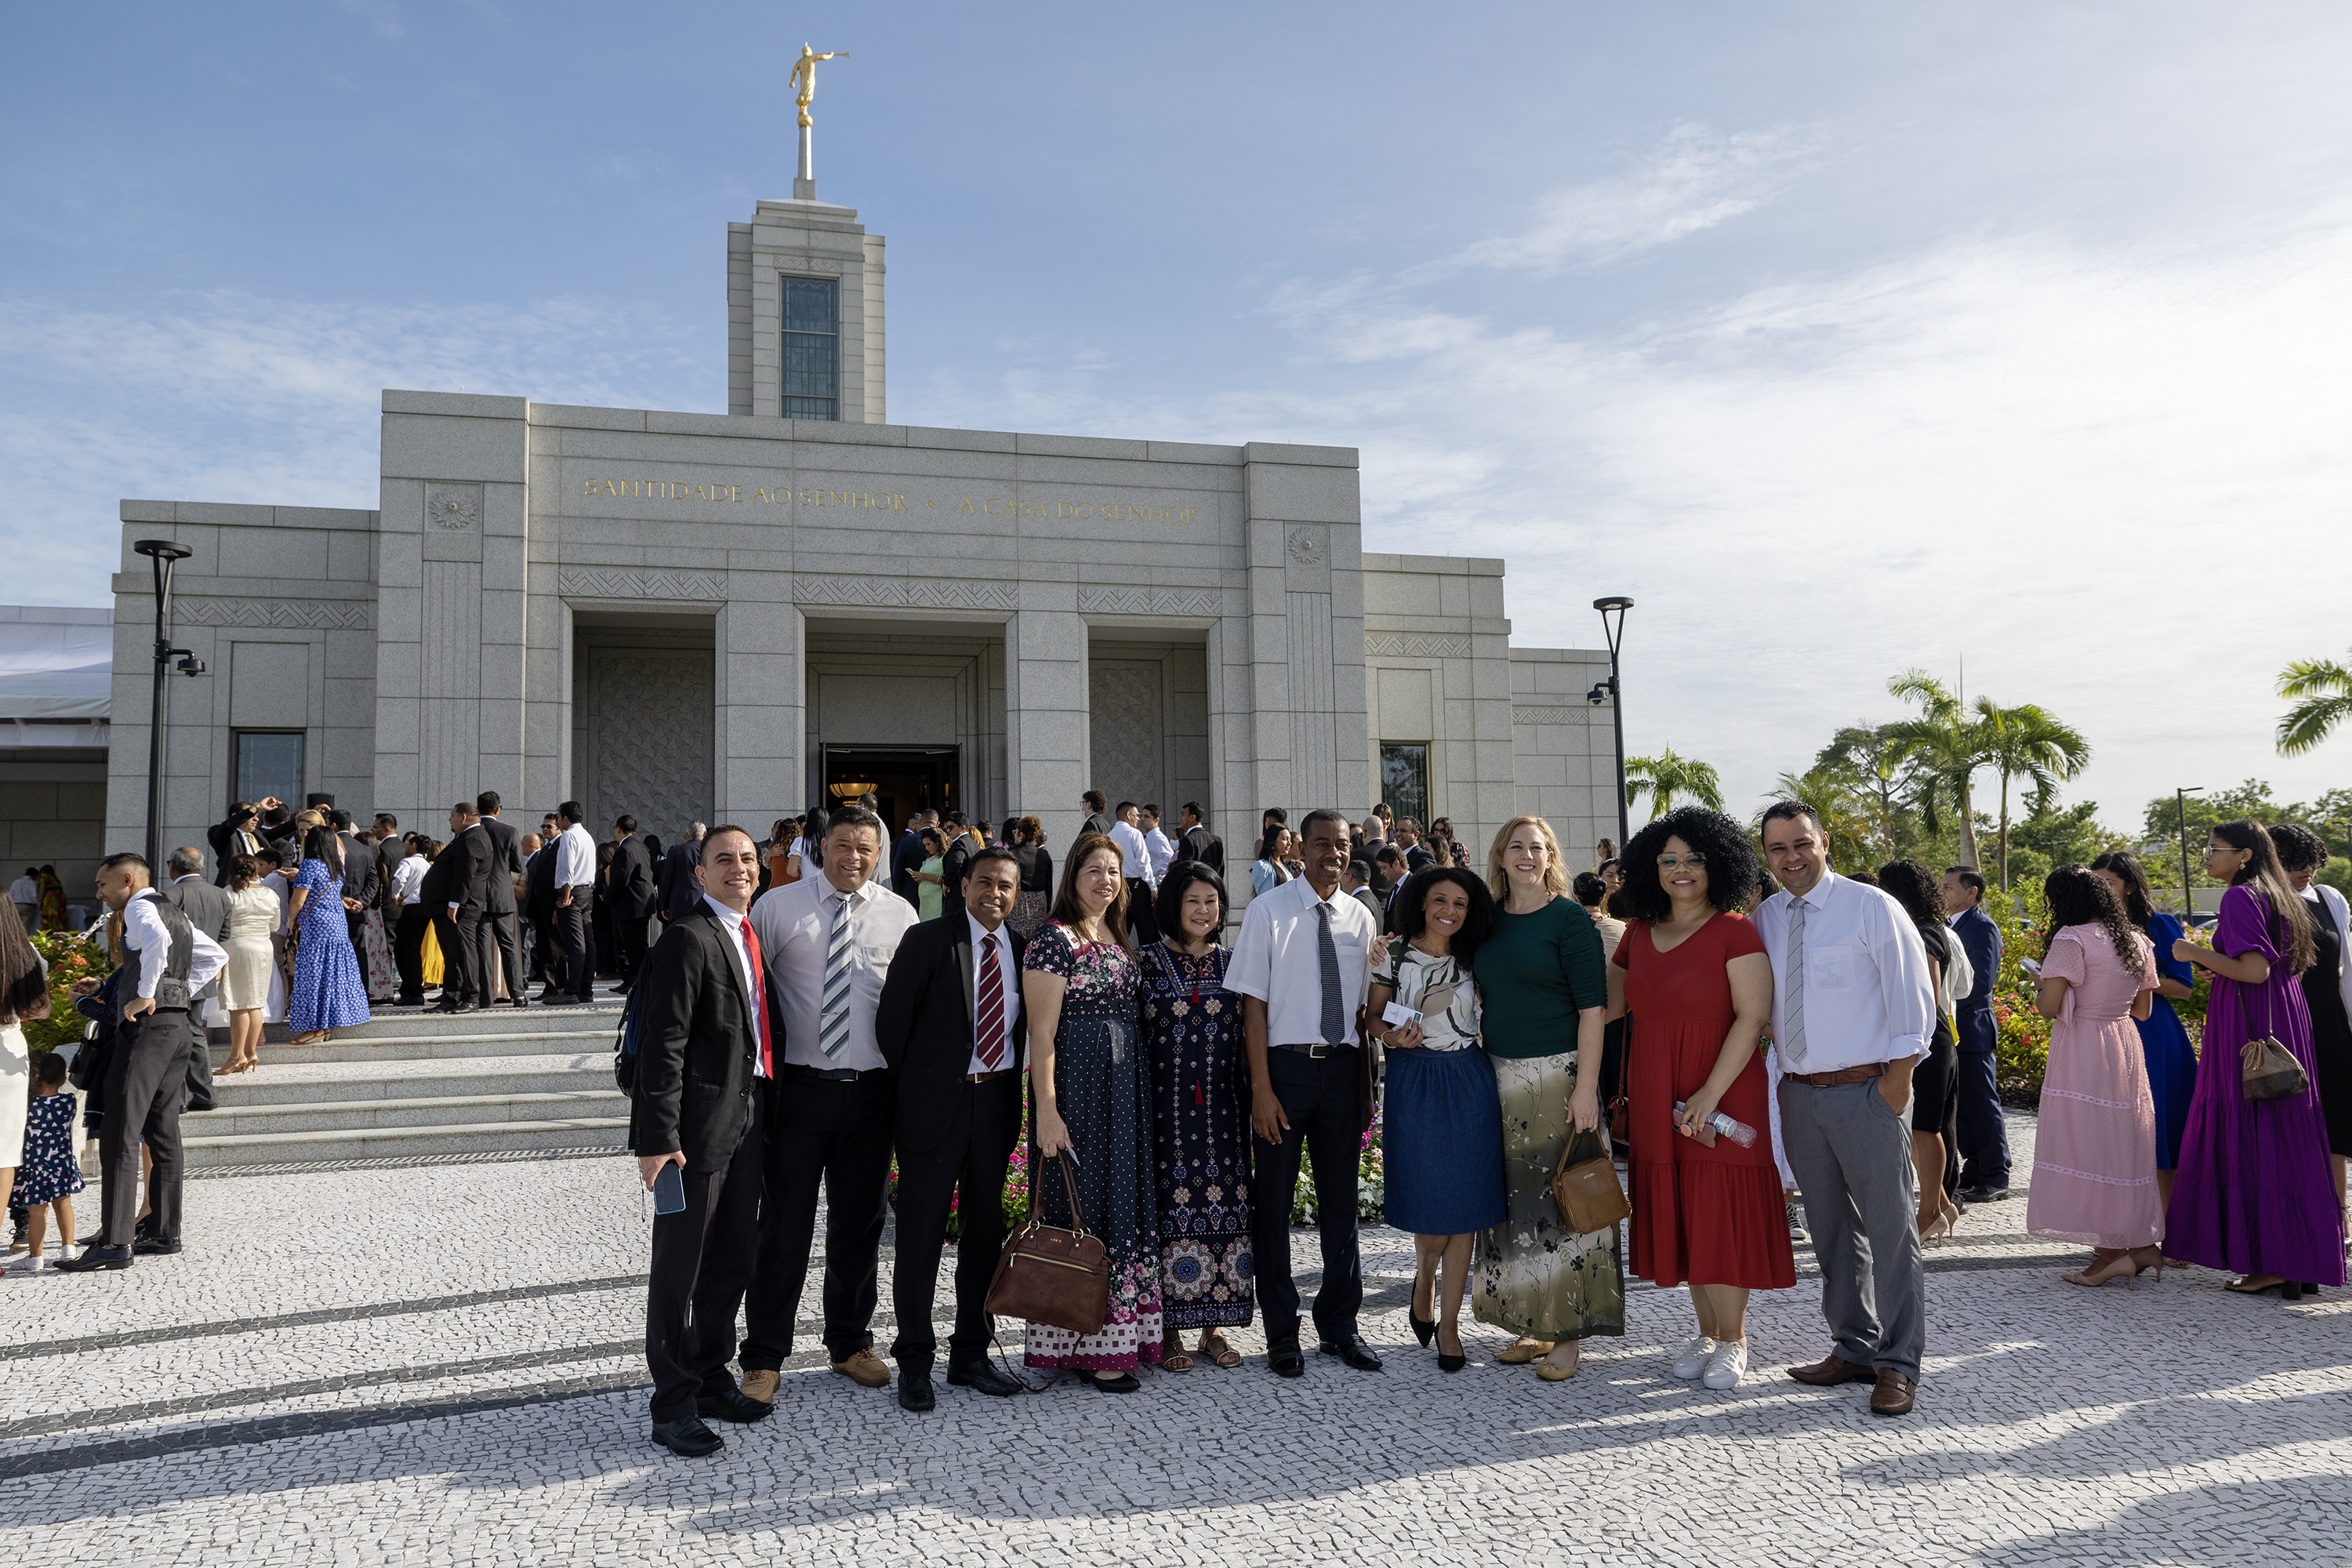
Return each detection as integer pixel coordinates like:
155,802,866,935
965,1068,1016,1083
1786,1062,1886,1087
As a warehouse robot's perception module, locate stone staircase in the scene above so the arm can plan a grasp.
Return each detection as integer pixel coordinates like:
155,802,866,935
185,987,630,1168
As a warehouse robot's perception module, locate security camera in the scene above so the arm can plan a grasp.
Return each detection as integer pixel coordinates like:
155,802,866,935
176,655,206,677
1586,682,1609,705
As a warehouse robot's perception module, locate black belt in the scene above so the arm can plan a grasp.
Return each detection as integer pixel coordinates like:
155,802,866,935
1272,1040,1356,1059
781,1062,890,1083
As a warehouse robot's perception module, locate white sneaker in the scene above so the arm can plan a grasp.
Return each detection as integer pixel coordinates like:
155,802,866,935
1702,1339,1748,1390
1671,1335,1717,1379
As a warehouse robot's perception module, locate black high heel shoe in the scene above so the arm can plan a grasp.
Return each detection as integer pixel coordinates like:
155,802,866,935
1436,1325,1465,1374
1410,1307,1436,1348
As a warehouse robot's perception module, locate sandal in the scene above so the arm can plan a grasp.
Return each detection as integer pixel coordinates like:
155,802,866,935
1161,1345,1193,1373
1200,1333,1242,1370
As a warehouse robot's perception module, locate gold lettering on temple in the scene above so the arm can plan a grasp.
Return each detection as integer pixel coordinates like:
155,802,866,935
575,478,1193,524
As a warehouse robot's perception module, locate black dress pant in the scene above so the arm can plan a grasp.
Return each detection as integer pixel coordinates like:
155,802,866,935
738,1068,895,1370
532,913,563,992
1124,878,1160,946
1955,1045,2012,1190
481,909,523,1003
393,905,429,1003
615,910,651,983
100,1009,187,1246
433,910,477,1004
644,1101,764,1423
557,887,596,1002
456,907,492,1005
1250,1045,1366,1345
888,1073,1022,1368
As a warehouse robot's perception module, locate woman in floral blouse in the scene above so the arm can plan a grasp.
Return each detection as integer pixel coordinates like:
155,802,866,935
1023,832,1161,1390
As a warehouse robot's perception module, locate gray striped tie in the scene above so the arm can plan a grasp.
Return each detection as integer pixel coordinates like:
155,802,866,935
820,891,853,1059
1782,899,1809,1067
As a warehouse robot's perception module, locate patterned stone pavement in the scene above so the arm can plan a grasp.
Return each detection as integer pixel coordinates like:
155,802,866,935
1,1116,2348,1566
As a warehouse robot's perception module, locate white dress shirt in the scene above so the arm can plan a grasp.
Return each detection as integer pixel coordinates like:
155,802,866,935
1225,874,1379,1046
122,890,228,1001
393,853,426,906
749,873,916,1073
1751,869,1934,1074
554,821,597,887
1109,819,1152,884
701,894,769,1078
1142,826,1177,883
966,913,1018,1073
8,874,36,906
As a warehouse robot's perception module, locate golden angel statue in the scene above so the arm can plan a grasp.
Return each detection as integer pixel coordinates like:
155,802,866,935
788,44,847,129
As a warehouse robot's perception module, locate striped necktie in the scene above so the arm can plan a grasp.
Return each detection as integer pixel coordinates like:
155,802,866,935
976,931,1006,1070
1782,899,1809,1067
820,891,854,1059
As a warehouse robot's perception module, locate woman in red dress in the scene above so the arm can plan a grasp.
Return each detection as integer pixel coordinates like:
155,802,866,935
1607,806,1792,1392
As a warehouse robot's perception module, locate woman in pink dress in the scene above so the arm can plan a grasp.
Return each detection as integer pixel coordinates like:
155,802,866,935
2027,866,2163,1287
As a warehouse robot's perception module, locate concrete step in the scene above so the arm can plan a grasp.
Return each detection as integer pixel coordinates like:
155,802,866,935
210,1027,613,1068
182,1116,631,1168
189,1088,629,1138
205,1051,612,1107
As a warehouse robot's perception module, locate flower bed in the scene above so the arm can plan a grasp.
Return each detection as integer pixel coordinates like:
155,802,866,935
25,930,103,1054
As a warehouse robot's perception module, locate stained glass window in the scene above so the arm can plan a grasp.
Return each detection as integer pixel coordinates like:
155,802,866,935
781,275,838,420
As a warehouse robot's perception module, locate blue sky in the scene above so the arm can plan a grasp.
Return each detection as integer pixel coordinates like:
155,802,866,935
5,2,2349,831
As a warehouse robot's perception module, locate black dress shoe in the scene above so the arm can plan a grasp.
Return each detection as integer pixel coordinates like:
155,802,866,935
1319,1338,1384,1371
898,1368,937,1412
434,1000,475,1015
695,1388,773,1425
536,991,563,1005
650,1415,723,1457
133,1214,157,1240
55,1245,132,1272
1957,1184,2010,1203
946,1359,1022,1397
131,1236,183,1257
1267,1341,1306,1378
1087,1371,1141,1393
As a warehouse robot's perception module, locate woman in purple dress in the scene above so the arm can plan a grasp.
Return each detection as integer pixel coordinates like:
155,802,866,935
2165,820,2347,1299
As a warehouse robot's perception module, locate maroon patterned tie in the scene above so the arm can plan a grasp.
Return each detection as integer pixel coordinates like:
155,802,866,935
976,931,1006,1070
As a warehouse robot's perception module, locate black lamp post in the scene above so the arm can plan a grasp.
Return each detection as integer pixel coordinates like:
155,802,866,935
2175,785,2202,923
132,539,205,872
1588,595,1635,852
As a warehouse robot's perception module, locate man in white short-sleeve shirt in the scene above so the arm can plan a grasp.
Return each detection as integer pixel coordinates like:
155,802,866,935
1753,800,1935,1416
1225,807,1381,1377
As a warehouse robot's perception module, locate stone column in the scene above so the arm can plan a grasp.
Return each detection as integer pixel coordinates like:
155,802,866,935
1004,592,1088,850
716,593,803,829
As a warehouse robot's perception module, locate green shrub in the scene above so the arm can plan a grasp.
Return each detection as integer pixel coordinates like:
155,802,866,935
25,930,104,1054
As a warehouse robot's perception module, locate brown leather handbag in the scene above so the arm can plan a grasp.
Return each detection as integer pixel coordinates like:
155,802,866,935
985,1149,1110,1336
1551,1127,1631,1235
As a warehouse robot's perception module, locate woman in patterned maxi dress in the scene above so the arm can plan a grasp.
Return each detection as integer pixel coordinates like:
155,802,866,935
1140,863,1254,1371
1022,833,1162,1388
288,826,372,1044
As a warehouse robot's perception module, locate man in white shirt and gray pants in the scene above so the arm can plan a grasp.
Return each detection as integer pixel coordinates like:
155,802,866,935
1109,800,1160,946
1754,800,1934,1415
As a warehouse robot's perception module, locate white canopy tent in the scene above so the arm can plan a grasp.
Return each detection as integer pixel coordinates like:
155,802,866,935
0,606,112,735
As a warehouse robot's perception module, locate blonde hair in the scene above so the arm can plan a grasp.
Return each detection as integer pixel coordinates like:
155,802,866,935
1486,815,1569,902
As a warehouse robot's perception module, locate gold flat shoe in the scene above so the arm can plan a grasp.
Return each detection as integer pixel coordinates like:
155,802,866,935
1497,1338,1555,1365
1537,1359,1578,1381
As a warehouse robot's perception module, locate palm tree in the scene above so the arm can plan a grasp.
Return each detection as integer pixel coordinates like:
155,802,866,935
2278,652,2352,756
1973,699,2091,891
1883,670,1985,870
1815,722,1910,858
1766,767,1878,874
1624,747,1724,819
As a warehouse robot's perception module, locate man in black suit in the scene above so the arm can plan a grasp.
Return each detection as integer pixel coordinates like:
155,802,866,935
936,810,975,923
475,792,527,1007
525,830,563,997
890,811,929,906
657,822,706,926
873,845,1028,1410
165,846,227,1114
428,801,492,1013
630,826,777,1457
1170,800,1225,877
609,814,659,989
328,811,383,998
1079,789,1113,842
208,800,277,885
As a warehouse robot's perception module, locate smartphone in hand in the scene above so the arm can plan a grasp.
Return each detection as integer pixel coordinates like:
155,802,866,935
652,1162,687,1216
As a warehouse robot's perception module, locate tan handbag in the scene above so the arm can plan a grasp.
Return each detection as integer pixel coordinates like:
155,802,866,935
2241,985,2310,1103
985,1149,1110,1336
1551,1127,1631,1235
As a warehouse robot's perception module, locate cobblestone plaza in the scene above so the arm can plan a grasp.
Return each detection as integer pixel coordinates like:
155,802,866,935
3,1116,2347,1566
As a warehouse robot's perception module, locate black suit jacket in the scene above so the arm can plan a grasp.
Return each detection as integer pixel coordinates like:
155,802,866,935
419,841,459,915
874,916,1026,1152
374,836,403,915
891,829,925,902
611,835,659,920
628,905,773,1171
939,836,975,922
337,833,380,909
657,840,703,920
438,823,493,916
1172,823,1225,877
208,820,267,885
477,816,524,915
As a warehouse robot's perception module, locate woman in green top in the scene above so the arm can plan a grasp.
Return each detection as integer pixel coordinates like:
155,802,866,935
1472,813,1617,1381
913,829,946,921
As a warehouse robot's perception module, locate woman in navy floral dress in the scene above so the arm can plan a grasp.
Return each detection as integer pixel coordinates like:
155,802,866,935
1022,833,1160,1389
289,823,372,1043
1139,862,1254,1370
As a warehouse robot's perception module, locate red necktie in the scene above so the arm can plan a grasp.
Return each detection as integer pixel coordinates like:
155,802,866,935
976,931,1006,1070
740,919,776,1079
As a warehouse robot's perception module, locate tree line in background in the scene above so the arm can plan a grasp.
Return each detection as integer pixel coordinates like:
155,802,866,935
1621,658,2352,905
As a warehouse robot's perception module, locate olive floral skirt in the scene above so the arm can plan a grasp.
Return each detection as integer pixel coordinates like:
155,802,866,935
1474,1050,1625,1342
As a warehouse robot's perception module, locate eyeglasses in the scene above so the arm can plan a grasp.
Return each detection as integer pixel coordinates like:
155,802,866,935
1657,853,1708,869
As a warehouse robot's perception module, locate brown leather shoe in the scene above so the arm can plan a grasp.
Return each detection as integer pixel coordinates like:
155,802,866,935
1869,1369,1918,1415
739,1369,780,1405
831,1348,893,1388
1786,1354,1877,1387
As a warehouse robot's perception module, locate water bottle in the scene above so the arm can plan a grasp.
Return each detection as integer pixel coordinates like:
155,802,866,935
1673,1102,1759,1149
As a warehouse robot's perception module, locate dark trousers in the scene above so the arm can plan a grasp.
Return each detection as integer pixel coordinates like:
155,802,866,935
1955,1046,2012,1190
434,910,477,1004
1125,878,1159,946
100,1010,188,1246
394,905,428,1003
183,1014,216,1112
739,1069,895,1370
644,1105,764,1424
615,911,651,983
532,913,562,991
557,888,595,1001
888,1074,1022,1368
1249,1046,1366,1345
481,909,523,1004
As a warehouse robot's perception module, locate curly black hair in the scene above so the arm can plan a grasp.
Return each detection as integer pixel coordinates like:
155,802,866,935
1617,807,1761,923
1875,859,1946,931
2269,822,2329,873
2044,864,2145,973
1392,866,1496,969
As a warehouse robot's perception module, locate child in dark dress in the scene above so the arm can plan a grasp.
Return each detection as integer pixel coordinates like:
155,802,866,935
13,1052,85,1270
